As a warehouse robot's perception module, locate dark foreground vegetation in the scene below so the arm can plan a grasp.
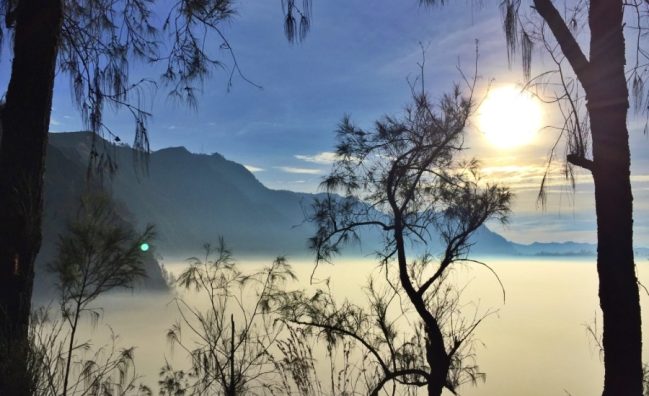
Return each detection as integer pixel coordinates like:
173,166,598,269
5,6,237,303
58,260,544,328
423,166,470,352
0,0,646,394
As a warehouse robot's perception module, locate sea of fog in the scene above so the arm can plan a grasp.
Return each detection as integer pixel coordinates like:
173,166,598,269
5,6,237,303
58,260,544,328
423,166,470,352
38,257,649,396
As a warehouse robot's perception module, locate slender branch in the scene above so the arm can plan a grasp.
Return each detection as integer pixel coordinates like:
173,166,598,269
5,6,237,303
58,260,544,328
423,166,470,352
567,152,594,171
533,0,591,85
461,259,507,303
369,369,429,396
289,319,391,374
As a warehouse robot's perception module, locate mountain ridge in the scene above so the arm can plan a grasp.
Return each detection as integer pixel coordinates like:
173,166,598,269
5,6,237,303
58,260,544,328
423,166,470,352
40,132,640,276
49,132,519,257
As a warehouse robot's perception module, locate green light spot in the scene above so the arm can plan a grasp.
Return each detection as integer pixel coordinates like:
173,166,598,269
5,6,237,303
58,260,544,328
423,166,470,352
140,242,150,252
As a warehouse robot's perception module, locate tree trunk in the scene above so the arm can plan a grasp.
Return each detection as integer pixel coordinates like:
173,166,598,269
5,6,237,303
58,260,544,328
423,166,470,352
587,1,643,395
590,106,642,396
227,313,236,396
425,337,446,396
392,212,448,396
538,0,643,393
0,0,62,394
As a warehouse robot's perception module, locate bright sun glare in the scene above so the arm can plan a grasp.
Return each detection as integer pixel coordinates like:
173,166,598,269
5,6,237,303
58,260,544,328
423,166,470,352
478,85,542,149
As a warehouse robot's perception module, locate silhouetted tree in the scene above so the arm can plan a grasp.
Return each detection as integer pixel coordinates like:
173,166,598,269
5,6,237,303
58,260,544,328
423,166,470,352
160,240,296,395
464,1,648,394
270,324,370,395
0,2,65,392
282,77,510,395
158,241,376,396
0,1,312,392
30,310,151,396
23,191,154,396
49,191,153,396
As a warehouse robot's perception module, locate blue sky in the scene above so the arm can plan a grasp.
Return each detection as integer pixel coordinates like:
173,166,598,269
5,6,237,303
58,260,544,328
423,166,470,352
6,1,648,245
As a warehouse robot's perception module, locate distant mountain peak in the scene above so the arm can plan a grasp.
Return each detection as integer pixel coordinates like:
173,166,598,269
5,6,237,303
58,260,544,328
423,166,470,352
155,146,191,155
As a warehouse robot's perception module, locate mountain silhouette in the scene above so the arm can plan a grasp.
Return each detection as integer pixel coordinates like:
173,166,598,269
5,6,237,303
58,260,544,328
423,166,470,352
36,131,611,296
47,132,317,256
48,132,523,255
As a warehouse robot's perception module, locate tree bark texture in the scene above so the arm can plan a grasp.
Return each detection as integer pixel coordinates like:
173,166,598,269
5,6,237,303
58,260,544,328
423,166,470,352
588,2,642,395
0,0,63,394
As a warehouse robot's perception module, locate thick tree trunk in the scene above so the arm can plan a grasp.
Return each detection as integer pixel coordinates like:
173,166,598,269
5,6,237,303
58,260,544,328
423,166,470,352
537,0,642,393
425,338,446,396
587,1,643,395
0,0,62,394
590,105,642,396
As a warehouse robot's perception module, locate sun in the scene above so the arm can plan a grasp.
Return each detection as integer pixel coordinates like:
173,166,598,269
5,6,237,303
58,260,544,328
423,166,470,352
478,85,542,149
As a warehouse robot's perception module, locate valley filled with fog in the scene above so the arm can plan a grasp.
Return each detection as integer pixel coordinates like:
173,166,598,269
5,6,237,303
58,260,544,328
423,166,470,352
46,257,649,396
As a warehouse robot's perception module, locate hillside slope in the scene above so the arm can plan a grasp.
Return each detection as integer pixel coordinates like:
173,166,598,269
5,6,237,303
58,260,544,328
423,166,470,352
42,130,595,297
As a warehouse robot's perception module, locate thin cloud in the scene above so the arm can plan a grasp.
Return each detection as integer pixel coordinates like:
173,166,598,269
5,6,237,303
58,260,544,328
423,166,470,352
295,151,338,164
244,165,265,173
479,163,592,191
276,166,322,175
